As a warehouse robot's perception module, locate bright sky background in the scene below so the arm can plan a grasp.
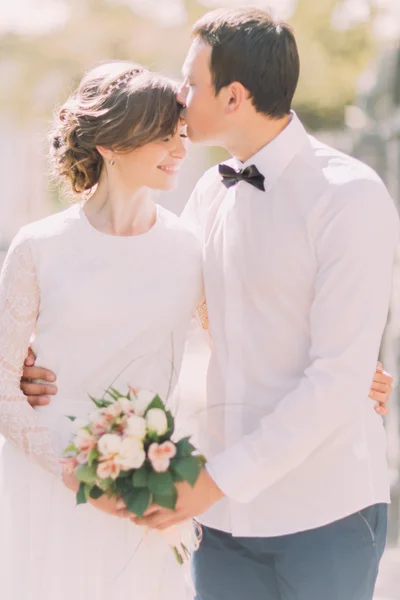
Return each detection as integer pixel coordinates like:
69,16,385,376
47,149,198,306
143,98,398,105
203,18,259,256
0,0,399,37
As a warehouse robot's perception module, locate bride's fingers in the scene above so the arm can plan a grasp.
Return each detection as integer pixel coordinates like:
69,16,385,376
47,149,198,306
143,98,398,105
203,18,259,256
142,504,161,518
116,498,126,510
116,509,131,519
136,508,175,529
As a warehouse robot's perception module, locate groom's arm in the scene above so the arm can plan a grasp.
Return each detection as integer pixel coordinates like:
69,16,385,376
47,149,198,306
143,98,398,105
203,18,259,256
205,178,399,504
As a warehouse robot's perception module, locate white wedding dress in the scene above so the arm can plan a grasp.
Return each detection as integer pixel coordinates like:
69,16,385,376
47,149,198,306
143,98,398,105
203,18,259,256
0,203,203,600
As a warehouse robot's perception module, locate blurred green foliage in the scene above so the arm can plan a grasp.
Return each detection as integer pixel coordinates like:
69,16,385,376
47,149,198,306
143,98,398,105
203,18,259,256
0,0,381,130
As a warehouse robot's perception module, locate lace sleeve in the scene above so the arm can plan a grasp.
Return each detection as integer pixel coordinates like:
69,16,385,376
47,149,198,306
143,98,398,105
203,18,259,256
195,299,213,348
0,233,62,477
195,299,209,331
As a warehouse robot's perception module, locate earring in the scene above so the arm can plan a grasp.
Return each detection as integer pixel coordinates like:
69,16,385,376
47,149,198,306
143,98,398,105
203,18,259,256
109,158,115,167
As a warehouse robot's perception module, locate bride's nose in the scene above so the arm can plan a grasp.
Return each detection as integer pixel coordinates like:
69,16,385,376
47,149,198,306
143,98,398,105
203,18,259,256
177,82,188,105
170,136,187,160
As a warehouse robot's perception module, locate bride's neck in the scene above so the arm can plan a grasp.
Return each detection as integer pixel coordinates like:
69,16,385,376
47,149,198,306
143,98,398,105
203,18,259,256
84,175,156,236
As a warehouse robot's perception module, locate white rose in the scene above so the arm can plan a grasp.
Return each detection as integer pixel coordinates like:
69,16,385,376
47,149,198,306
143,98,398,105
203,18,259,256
97,433,121,458
115,437,146,470
89,412,110,436
146,408,168,436
125,415,147,440
132,389,156,416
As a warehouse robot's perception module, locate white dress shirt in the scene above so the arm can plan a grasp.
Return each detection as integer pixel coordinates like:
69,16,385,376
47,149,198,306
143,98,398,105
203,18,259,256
181,112,400,537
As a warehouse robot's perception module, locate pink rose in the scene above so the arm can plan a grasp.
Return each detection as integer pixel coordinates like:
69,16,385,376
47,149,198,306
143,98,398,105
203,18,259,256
75,429,96,452
96,459,121,480
148,441,177,473
102,403,121,420
89,412,110,436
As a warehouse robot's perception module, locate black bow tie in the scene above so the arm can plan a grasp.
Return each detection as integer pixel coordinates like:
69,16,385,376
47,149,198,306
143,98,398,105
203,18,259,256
218,163,265,192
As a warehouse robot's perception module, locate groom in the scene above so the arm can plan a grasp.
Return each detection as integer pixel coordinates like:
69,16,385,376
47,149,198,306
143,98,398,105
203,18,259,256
142,8,399,600
22,7,398,600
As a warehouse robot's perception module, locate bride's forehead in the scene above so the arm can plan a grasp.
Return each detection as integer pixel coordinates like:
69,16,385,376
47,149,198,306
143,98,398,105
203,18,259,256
182,39,209,76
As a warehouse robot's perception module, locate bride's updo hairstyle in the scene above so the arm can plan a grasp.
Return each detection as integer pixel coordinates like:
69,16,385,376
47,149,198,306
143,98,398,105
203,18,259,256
50,61,182,194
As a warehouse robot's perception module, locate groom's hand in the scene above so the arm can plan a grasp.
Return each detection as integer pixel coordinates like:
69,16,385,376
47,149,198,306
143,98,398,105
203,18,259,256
20,347,57,407
132,468,224,531
370,361,393,416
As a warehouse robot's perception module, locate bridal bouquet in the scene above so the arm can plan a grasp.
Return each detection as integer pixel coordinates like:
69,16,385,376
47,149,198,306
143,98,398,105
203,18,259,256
62,386,205,563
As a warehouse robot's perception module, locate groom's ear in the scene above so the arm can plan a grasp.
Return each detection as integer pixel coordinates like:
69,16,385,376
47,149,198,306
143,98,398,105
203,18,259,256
220,82,249,116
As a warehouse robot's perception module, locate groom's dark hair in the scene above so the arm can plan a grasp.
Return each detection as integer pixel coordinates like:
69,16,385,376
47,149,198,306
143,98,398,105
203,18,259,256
192,8,299,118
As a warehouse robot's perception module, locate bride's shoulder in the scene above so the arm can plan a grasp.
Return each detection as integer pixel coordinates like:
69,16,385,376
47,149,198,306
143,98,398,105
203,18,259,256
16,204,81,243
157,205,201,251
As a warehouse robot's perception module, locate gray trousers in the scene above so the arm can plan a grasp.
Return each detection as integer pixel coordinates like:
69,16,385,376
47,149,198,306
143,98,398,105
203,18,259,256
192,504,387,600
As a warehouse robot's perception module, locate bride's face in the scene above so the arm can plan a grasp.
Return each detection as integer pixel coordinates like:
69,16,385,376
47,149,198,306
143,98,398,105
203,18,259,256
114,124,188,192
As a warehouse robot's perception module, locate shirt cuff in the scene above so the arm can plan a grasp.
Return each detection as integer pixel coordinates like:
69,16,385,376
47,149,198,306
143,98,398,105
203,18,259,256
206,443,264,504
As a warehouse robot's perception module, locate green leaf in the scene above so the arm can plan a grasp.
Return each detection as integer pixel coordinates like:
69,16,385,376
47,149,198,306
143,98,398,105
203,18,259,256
176,437,196,458
197,454,207,467
170,457,201,487
97,477,114,491
147,430,160,444
104,387,127,402
124,488,152,518
84,483,91,501
171,470,185,483
111,387,126,399
88,448,100,468
76,464,97,484
76,482,88,505
132,466,148,488
88,394,112,408
67,415,77,422
153,486,177,510
89,486,105,500
144,394,164,414
63,443,77,455
172,546,184,565
115,477,132,495
164,410,175,438
148,470,174,496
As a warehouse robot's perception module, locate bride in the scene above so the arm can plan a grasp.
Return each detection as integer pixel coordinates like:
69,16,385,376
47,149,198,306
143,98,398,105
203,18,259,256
0,61,203,600
0,59,393,600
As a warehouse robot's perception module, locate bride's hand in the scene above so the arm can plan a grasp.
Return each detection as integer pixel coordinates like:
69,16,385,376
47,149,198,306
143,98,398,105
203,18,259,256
62,470,127,518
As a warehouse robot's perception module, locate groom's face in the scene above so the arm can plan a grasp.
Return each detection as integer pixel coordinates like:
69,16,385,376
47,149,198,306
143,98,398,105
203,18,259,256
178,39,226,145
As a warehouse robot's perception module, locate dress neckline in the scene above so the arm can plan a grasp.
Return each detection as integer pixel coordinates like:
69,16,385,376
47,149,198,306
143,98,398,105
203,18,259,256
76,202,161,241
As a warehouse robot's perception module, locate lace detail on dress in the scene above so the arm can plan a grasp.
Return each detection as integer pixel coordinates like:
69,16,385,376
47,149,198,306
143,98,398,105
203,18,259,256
0,233,62,477
195,299,209,331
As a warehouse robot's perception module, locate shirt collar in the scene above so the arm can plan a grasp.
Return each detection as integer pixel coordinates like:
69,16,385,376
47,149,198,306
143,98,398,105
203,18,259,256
230,111,311,191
